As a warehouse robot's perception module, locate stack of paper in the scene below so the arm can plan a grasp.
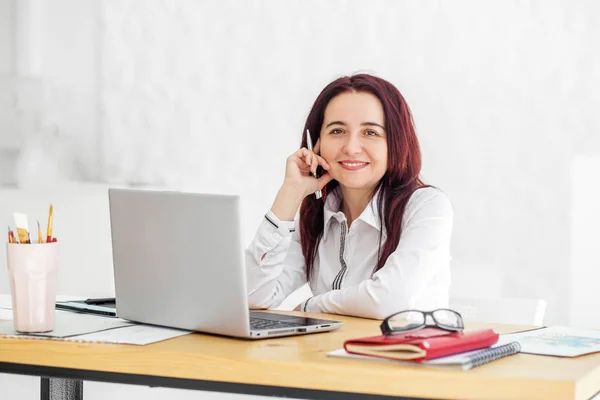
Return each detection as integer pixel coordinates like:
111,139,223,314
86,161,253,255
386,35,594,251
0,294,192,345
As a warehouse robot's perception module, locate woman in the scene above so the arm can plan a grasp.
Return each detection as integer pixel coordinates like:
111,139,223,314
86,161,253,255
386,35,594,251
245,74,453,320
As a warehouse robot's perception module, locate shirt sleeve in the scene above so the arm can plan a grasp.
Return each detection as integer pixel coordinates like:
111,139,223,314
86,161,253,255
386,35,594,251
245,210,308,309
301,192,453,320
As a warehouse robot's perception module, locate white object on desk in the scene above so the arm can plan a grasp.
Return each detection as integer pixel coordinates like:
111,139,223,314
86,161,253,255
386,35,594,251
0,310,133,338
501,326,600,357
0,293,192,345
0,314,191,345
72,324,192,345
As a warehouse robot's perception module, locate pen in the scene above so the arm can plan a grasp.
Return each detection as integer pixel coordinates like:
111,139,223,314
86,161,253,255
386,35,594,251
55,303,116,317
84,297,116,305
305,129,322,199
46,204,53,243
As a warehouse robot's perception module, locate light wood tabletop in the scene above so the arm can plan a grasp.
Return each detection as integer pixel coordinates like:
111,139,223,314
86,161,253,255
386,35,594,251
2,311,600,400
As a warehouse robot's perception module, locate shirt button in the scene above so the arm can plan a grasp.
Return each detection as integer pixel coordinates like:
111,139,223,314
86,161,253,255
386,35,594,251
272,232,282,241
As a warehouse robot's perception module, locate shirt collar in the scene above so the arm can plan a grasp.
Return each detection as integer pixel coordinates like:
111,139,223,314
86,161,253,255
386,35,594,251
322,187,386,242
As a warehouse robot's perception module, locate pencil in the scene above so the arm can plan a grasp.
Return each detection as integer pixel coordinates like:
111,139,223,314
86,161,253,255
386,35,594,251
8,226,14,243
38,221,43,244
46,204,53,243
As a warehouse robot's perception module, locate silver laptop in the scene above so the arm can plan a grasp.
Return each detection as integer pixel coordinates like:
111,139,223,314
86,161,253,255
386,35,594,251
108,188,342,339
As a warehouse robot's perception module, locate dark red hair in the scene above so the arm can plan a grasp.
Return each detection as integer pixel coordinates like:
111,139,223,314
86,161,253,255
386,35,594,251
299,74,425,282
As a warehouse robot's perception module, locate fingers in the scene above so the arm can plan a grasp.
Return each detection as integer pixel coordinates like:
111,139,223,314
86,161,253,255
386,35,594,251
315,154,330,170
308,152,330,175
311,139,329,172
310,152,318,174
317,172,334,189
294,148,310,171
295,148,308,159
295,147,329,175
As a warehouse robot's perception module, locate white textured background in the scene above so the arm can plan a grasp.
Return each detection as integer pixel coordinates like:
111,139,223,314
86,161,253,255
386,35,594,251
1,0,600,399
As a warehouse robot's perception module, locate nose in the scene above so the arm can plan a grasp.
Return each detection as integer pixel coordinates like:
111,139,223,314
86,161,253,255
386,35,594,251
342,133,362,155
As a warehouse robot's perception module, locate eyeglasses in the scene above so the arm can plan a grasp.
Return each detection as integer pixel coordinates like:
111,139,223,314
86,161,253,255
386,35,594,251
380,309,464,336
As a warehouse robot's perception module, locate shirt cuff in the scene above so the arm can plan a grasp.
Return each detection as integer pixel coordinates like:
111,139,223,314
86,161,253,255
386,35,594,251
264,210,296,235
301,296,315,312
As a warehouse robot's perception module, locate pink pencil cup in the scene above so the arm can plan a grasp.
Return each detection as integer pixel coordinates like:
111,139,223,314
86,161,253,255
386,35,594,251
6,242,59,333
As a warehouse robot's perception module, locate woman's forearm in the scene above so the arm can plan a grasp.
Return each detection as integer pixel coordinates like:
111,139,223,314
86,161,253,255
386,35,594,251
270,183,306,221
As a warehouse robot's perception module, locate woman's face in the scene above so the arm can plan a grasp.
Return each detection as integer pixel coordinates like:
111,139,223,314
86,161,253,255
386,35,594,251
319,91,388,193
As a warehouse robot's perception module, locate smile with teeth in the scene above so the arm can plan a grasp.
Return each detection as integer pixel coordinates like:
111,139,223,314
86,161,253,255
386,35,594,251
339,161,369,170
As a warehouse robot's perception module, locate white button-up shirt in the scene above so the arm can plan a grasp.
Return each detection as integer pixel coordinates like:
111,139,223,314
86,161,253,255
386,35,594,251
245,186,453,320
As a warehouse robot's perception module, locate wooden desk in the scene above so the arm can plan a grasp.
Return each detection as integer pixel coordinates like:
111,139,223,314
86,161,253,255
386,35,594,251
1,312,600,400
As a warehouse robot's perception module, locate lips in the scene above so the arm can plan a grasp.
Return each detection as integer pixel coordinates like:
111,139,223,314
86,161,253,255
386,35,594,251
339,161,369,171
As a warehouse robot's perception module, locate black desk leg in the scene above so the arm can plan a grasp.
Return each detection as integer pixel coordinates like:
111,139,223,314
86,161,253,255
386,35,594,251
41,377,83,400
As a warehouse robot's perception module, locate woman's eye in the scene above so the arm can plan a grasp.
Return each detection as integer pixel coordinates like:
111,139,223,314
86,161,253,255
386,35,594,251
365,130,379,136
330,129,343,135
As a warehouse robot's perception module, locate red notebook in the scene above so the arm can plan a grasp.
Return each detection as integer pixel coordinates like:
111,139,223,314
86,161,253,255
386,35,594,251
343,328,499,362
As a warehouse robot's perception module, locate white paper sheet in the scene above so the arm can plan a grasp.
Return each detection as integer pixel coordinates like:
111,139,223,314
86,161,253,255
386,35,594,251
501,326,600,357
0,309,13,320
71,324,192,345
0,293,192,345
0,294,12,310
0,310,133,337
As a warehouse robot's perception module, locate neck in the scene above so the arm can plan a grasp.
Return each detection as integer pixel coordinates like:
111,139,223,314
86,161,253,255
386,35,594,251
340,185,377,228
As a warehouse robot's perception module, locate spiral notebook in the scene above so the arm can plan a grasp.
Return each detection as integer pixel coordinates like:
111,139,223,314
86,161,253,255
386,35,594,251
328,340,521,370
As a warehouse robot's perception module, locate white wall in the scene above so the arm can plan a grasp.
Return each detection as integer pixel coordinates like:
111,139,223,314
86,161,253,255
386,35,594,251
0,0,13,74
1,0,600,399
31,0,101,180
0,0,18,157
570,155,600,329
97,0,600,326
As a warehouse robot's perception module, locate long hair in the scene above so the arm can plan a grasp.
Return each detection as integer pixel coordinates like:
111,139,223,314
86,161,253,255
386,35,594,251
299,74,425,282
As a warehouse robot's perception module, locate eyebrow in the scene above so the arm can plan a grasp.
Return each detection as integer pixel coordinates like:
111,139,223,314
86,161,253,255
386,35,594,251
324,121,385,130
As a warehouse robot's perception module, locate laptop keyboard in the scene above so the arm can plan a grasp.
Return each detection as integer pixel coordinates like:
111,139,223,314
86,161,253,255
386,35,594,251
249,317,302,330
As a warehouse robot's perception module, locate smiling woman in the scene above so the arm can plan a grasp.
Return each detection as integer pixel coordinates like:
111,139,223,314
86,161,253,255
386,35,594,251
319,91,389,195
245,74,454,320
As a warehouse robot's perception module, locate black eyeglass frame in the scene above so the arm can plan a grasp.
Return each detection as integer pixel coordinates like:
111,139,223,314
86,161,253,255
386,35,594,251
380,308,465,336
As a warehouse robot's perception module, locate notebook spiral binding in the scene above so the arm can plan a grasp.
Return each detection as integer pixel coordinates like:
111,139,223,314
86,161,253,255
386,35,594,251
468,341,522,368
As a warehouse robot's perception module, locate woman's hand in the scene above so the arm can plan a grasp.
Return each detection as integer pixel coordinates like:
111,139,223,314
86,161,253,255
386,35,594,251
271,139,334,221
283,139,333,198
